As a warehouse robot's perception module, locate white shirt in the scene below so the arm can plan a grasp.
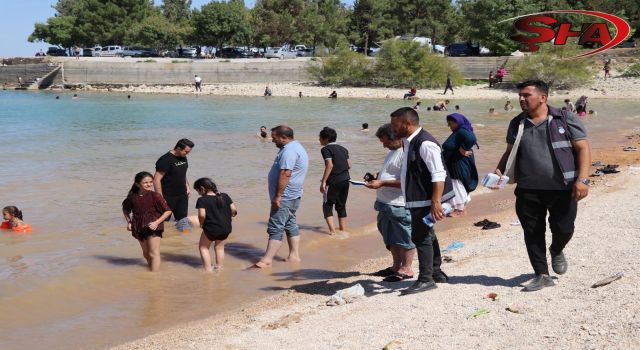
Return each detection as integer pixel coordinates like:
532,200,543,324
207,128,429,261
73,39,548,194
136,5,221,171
400,127,448,197
194,76,202,83
376,148,405,206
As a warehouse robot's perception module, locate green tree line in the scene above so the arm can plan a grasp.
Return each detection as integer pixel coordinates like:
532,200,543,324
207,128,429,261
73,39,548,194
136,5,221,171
29,0,638,55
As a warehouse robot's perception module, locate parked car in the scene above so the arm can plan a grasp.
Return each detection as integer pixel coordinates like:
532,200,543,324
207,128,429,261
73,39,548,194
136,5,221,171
218,47,250,58
46,46,67,56
95,45,123,57
296,48,315,57
265,46,297,59
92,46,102,57
82,48,94,57
179,47,197,58
120,47,143,57
445,42,480,57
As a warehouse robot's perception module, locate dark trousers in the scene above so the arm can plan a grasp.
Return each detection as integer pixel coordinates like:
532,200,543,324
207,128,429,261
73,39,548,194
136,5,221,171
515,188,577,275
323,180,349,218
443,84,454,95
164,193,189,221
409,207,443,282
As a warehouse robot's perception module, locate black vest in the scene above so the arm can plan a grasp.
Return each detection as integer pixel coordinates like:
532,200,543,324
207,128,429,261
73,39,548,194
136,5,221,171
404,129,455,208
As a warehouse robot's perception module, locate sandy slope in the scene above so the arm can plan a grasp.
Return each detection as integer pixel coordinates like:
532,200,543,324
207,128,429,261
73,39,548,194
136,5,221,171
112,157,640,350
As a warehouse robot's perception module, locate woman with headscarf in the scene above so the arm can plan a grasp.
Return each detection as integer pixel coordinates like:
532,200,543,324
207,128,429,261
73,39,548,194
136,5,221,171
442,113,479,216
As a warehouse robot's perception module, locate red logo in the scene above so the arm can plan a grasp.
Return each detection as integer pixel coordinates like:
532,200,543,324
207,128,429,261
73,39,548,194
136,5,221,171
500,10,631,59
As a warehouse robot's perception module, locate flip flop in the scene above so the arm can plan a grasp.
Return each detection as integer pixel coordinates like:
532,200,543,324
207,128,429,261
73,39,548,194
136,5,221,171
592,161,605,166
482,222,501,230
383,273,414,282
371,267,396,277
599,166,620,174
590,170,604,177
623,146,638,151
473,219,490,227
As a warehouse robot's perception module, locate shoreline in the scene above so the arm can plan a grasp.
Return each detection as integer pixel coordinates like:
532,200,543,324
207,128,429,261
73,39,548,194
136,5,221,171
65,75,640,100
112,142,640,350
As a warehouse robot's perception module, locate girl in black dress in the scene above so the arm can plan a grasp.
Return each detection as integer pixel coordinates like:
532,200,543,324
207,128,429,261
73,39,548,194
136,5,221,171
194,178,237,272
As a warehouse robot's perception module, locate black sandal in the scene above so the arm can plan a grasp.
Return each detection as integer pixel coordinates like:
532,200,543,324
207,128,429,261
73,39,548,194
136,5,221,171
473,219,490,227
482,221,501,230
383,273,414,282
371,267,396,277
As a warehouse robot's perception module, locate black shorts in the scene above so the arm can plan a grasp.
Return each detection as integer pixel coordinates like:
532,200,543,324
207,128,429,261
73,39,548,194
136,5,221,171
163,194,188,221
203,230,229,241
323,180,350,218
133,229,163,241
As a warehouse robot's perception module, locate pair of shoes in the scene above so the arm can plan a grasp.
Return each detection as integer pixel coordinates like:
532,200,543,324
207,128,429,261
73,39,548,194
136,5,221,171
433,271,449,283
482,221,501,230
383,273,414,282
522,274,555,292
371,267,396,277
473,219,490,227
590,170,604,177
400,280,437,295
551,250,568,275
599,165,620,174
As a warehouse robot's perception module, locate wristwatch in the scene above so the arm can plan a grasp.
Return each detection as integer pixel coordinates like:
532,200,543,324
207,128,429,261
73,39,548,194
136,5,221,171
578,178,590,185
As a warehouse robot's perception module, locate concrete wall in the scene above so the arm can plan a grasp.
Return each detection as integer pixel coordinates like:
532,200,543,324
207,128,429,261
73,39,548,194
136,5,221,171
0,63,62,86
62,59,313,85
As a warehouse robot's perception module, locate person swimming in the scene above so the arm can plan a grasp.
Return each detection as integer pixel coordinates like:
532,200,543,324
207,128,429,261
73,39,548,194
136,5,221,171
258,126,270,139
2,206,32,233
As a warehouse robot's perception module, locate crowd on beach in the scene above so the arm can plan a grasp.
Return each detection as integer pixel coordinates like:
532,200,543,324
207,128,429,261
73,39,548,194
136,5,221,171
60,78,589,296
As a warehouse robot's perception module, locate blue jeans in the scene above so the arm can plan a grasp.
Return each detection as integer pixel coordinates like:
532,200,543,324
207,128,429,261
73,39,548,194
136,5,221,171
267,198,301,241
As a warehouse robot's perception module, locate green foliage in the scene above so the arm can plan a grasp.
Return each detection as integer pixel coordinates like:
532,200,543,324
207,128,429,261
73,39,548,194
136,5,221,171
374,40,463,88
171,60,190,63
622,61,640,77
28,16,76,48
307,48,374,86
124,12,186,49
509,44,595,89
192,0,251,48
161,0,192,22
349,0,395,51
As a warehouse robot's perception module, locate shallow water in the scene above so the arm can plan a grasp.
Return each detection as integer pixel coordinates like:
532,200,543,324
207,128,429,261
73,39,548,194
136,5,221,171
0,91,637,349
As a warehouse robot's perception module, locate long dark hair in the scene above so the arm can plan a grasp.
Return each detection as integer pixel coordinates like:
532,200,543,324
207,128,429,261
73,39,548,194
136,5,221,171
3,206,23,220
193,177,224,208
128,171,154,197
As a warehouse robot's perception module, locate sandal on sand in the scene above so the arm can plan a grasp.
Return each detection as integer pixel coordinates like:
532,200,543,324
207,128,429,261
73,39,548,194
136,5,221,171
372,267,396,277
599,166,620,174
383,273,414,282
482,222,501,230
473,219,490,227
623,146,638,151
592,161,605,166
590,170,604,177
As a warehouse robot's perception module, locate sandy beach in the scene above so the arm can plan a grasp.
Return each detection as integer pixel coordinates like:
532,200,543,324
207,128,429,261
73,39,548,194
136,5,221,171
94,74,640,100
111,141,640,350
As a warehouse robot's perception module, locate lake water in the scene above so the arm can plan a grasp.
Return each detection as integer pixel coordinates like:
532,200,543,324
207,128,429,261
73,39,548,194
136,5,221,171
1,90,638,349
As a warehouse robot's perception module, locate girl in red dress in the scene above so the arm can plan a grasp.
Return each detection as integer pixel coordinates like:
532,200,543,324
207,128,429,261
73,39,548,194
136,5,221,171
122,171,172,272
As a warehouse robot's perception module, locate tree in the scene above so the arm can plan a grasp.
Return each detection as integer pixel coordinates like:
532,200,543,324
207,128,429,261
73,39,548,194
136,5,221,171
192,0,252,48
296,0,350,51
162,0,192,22
29,0,156,47
458,0,542,55
390,0,456,47
250,0,305,47
349,0,395,54
28,16,77,49
124,12,186,49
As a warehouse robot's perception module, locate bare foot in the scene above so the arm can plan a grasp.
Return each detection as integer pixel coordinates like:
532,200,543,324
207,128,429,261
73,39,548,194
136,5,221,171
247,261,271,269
449,210,465,217
283,256,301,263
327,231,335,236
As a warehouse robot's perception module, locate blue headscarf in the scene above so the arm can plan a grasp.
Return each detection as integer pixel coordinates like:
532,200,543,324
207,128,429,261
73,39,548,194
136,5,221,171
447,113,479,148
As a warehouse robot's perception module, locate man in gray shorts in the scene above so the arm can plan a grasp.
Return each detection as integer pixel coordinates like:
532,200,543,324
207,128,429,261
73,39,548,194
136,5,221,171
253,125,309,268
365,124,416,282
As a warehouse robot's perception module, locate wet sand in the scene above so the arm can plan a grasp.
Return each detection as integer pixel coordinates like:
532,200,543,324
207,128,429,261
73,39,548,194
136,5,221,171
111,132,640,349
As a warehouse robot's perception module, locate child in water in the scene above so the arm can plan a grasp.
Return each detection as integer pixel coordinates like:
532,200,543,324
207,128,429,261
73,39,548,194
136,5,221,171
122,171,172,272
194,178,237,272
2,206,32,233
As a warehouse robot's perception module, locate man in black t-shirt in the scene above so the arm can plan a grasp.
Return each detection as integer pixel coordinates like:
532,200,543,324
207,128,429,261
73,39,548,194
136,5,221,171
154,138,195,221
319,127,351,235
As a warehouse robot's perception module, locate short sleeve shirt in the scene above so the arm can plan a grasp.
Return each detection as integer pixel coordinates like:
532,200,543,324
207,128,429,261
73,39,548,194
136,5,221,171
155,152,188,196
268,140,309,201
376,148,405,206
320,143,350,185
196,193,233,235
506,110,587,190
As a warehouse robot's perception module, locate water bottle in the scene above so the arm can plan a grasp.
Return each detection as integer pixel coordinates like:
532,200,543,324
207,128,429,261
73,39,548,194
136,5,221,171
423,203,453,227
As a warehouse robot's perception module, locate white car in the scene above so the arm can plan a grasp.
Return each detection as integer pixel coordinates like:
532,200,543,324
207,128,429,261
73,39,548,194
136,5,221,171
95,45,123,57
265,46,297,59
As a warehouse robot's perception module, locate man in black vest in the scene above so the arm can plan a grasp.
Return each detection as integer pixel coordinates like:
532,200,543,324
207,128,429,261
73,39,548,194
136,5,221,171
390,107,456,295
495,80,591,292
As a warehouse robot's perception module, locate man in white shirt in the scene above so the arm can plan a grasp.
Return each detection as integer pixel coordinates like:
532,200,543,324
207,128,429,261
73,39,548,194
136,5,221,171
365,124,416,282
194,75,202,92
390,107,455,295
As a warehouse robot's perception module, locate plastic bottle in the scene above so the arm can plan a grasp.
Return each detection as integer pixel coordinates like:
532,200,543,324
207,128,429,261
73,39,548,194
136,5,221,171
422,203,453,227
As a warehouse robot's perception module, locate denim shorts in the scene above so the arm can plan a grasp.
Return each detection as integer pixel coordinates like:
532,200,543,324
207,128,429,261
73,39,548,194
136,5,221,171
374,201,415,250
267,198,301,241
